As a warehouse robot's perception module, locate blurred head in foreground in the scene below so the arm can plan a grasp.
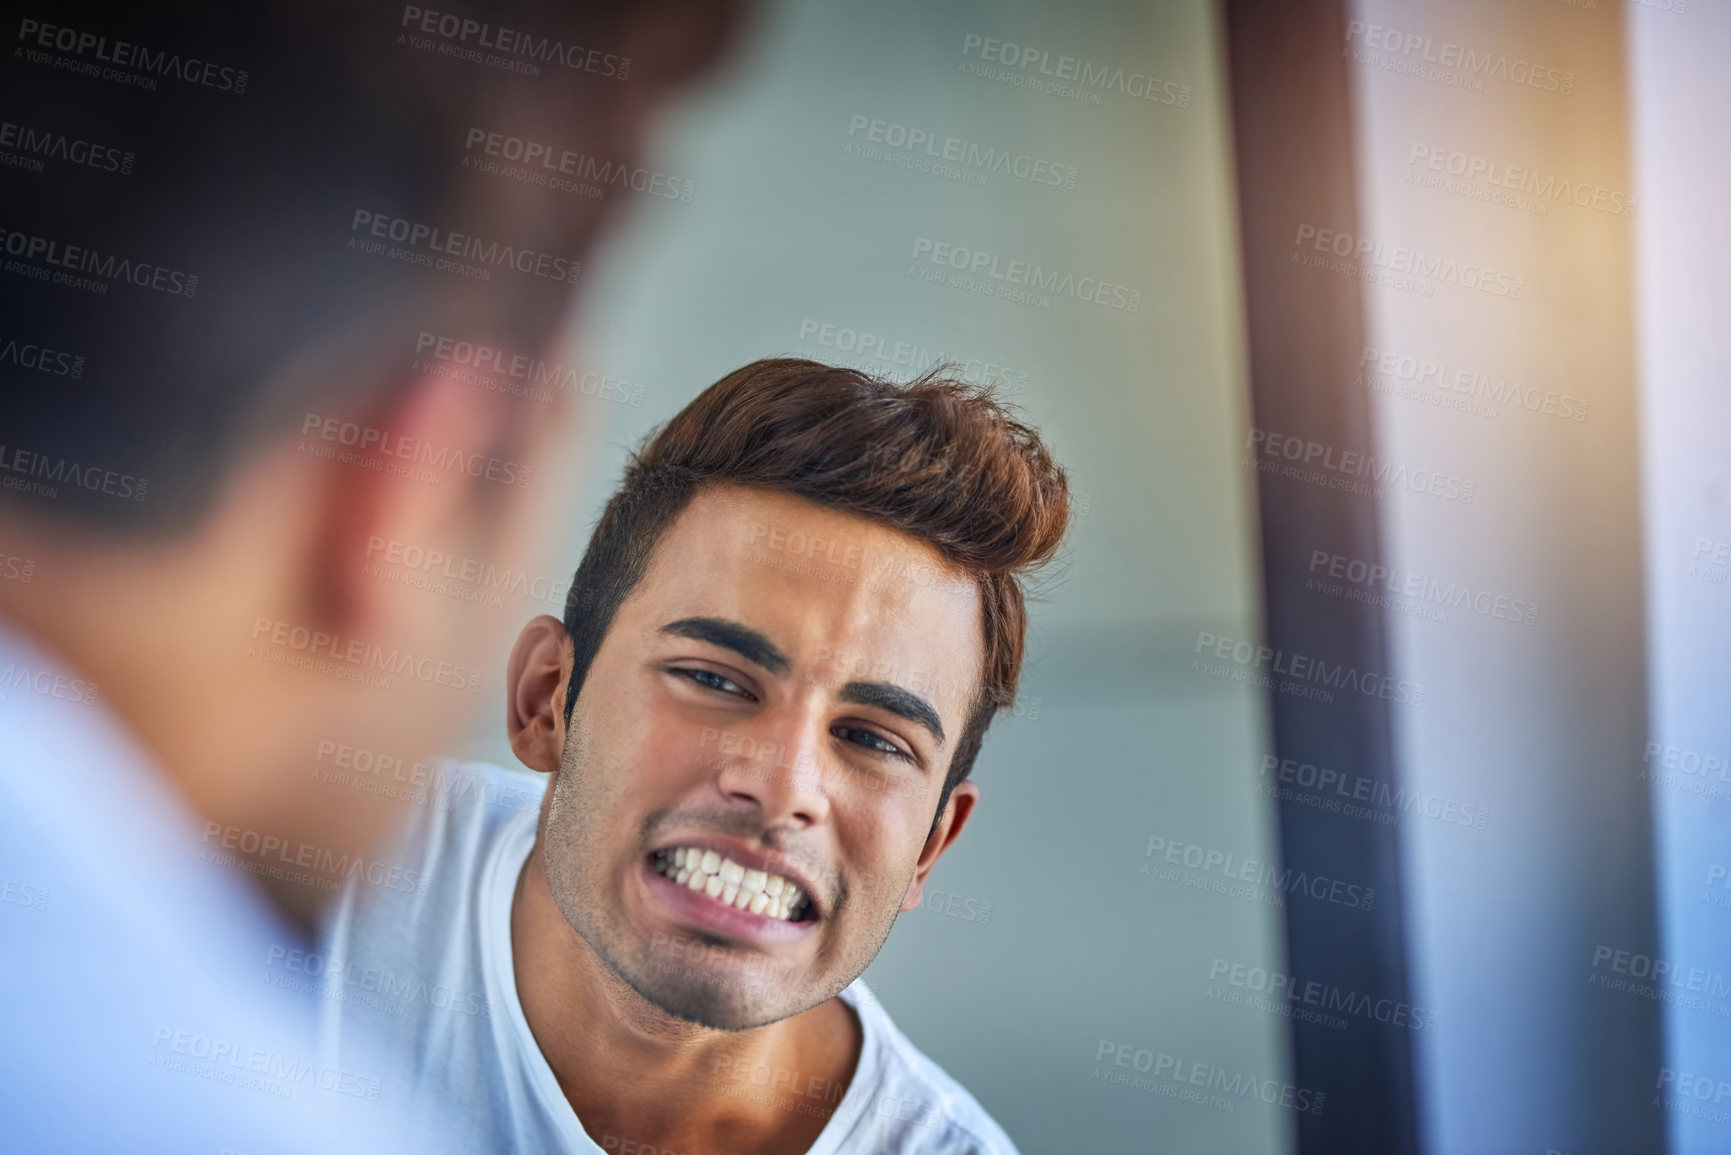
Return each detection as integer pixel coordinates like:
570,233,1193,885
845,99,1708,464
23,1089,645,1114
0,0,748,922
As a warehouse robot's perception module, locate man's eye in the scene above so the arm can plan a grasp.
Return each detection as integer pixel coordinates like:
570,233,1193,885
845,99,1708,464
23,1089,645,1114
677,668,752,698
834,725,908,760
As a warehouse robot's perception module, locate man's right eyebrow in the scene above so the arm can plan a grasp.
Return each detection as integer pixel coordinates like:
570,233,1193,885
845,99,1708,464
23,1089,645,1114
658,617,791,676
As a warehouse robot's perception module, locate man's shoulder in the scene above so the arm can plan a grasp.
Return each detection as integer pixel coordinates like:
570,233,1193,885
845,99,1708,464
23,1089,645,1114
318,760,542,977
312,761,545,1126
382,760,545,879
836,983,1020,1155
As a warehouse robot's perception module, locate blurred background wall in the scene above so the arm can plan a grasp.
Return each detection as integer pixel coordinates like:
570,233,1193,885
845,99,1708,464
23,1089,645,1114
1344,1,1663,1151
1631,4,1731,1155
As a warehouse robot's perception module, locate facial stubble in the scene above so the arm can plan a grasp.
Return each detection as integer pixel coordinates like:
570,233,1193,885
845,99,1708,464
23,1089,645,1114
537,718,902,1032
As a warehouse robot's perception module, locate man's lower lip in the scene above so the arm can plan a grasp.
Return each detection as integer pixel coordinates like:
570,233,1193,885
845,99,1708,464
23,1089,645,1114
642,859,818,943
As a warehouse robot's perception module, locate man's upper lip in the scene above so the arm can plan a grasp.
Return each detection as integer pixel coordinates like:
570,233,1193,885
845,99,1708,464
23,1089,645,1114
650,836,825,918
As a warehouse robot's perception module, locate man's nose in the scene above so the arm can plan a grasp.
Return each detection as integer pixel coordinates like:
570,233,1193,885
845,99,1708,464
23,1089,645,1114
710,709,833,828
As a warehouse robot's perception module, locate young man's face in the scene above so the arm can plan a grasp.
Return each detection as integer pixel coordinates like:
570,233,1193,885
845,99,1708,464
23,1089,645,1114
540,483,985,1029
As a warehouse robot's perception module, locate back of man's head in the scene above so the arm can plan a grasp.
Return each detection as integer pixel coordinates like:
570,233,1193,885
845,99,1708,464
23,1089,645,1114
1,0,742,530
0,0,749,919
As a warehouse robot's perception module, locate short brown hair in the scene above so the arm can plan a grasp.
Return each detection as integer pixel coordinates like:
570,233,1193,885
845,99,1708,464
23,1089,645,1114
561,358,1069,817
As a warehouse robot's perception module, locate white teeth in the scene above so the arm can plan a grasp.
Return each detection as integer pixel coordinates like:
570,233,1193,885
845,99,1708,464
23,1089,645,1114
657,847,811,922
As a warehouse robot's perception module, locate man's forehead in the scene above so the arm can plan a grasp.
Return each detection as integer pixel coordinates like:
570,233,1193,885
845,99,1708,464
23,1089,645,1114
635,485,983,698
679,484,940,559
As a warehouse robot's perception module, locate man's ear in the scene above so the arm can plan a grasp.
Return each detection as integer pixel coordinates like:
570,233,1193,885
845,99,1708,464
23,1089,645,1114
309,369,521,632
507,615,575,775
899,780,980,913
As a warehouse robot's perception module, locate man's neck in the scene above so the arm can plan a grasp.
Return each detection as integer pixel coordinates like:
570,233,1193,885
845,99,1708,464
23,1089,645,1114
510,846,863,1155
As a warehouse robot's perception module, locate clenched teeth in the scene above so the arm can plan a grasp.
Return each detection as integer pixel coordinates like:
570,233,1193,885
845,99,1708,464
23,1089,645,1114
653,847,810,922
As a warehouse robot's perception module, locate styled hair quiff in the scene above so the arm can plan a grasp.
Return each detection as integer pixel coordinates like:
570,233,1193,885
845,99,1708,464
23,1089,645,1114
561,358,1069,813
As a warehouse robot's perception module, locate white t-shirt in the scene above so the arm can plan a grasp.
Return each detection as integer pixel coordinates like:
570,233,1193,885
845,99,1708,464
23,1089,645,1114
0,620,392,1155
313,759,1019,1154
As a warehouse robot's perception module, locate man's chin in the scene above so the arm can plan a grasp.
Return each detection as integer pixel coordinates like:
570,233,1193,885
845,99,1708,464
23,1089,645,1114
620,962,807,1032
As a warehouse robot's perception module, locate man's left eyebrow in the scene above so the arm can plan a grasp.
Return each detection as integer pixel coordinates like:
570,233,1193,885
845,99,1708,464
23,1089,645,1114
839,681,946,746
